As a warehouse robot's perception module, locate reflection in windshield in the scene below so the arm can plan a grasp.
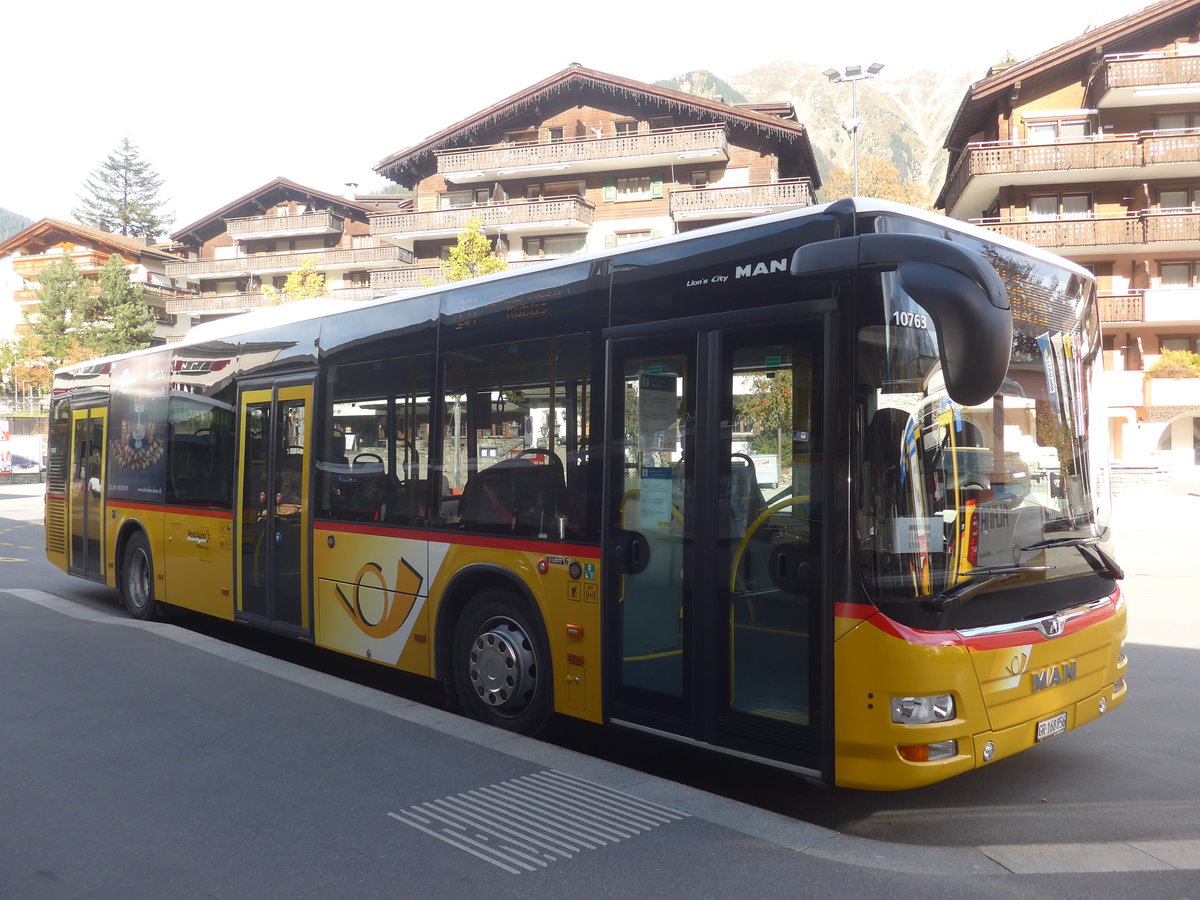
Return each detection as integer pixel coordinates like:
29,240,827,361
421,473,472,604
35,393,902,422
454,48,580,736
857,221,1109,607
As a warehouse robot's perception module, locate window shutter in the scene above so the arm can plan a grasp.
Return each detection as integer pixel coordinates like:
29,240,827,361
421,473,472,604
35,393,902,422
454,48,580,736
651,229,664,240
604,233,616,249
651,173,664,199
603,178,616,202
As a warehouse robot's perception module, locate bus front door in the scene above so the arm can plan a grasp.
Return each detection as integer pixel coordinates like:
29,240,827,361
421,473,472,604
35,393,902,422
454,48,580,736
606,308,830,778
236,380,313,638
68,406,106,581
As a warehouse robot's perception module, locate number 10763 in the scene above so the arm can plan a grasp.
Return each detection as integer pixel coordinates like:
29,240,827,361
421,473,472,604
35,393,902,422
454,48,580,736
891,310,930,329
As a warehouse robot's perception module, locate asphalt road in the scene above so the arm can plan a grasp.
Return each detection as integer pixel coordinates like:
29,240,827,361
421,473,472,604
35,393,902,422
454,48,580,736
2,479,1199,894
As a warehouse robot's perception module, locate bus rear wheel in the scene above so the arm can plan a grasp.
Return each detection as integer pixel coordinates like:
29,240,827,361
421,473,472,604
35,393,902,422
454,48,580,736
452,590,551,735
120,531,157,621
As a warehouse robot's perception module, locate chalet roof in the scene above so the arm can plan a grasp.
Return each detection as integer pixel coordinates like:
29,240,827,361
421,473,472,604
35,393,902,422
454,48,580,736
0,217,184,263
942,0,1200,152
373,63,819,187
169,176,387,246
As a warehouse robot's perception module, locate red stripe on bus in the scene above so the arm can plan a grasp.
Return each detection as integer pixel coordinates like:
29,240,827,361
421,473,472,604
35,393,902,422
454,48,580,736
316,520,599,558
107,501,232,520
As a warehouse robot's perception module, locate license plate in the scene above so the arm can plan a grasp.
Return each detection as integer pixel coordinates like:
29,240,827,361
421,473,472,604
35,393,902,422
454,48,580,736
1035,711,1068,742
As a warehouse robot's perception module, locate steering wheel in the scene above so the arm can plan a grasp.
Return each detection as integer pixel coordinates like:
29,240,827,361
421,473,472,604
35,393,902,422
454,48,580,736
353,452,384,467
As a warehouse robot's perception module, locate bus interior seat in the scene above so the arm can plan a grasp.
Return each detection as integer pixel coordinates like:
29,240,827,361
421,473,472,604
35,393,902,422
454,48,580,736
459,456,570,536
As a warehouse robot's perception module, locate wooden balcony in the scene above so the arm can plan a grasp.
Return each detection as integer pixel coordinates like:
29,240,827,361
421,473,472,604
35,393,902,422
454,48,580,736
942,130,1200,217
164,245,414,279
370,260,547,291
1098,293,1144,324
1099,50,1200,107
977,215,1141,252
974,208,1200,255
669,179,815,221
225,211,345,240
435,125,730,183
370,196,594,240
13,250,103,276
166,285,380,315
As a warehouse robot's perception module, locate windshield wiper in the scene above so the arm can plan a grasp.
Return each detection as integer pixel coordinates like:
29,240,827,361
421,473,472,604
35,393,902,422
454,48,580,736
926,565,1053,614
1020,536,1124,581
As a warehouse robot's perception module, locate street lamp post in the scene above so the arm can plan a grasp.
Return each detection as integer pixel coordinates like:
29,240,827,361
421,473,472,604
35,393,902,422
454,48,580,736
823,63,884,198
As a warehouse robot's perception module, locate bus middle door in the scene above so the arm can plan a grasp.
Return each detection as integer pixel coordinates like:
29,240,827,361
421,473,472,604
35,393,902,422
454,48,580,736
236,379,313,638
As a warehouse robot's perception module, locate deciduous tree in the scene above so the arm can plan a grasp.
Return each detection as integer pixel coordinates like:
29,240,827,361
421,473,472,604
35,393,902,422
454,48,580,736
439,218,508,282
822,156,929,208
261,256,327,304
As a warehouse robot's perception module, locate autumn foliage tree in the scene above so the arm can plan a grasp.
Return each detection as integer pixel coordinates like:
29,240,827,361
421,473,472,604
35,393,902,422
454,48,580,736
822,155,930,208
261,255,327,304
439,218,508,282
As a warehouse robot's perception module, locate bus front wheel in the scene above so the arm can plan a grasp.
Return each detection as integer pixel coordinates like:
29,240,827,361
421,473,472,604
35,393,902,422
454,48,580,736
120,531,157,621
452,590,551,735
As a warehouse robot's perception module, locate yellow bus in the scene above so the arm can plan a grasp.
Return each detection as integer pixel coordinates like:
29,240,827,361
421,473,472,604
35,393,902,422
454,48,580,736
45,199,1126,789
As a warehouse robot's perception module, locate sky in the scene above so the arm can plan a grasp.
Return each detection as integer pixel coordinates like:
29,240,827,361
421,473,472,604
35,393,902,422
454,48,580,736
2,0,1152,231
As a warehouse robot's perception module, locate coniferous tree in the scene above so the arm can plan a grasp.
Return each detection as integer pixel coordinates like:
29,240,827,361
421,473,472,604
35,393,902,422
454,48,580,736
90,254,154,355
29,253,94,364
73,137,173,239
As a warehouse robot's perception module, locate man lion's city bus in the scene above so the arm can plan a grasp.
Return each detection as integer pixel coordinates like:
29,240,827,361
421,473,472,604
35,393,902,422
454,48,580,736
45,199,1126,790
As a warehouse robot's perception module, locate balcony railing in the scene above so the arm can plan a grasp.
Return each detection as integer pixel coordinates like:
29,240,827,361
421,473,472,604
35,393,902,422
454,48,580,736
371,196,594,237
370,259,548,291
942,129,1200,213
669,179,815,218
435,125,729,177
974,209,1200,250
164,245,414,278
225,211,345,239
13,251,103,276
166,285,380,314
976,214,1142,249
1103,50,1200,91
1098,293,1144,324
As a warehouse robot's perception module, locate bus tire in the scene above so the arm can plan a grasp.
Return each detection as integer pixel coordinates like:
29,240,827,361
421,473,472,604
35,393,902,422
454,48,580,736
452,589,551,735
120,531,157,621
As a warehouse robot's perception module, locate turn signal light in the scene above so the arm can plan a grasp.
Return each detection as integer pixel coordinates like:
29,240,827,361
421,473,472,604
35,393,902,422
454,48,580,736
897,740,957,763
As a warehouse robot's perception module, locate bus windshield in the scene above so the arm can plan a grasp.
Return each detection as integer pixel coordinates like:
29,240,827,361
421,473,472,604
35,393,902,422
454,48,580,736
856,216,1111,617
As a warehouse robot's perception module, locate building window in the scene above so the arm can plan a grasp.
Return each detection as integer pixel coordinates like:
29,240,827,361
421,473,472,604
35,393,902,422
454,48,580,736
523,234,586,259
617,176,652,200
1025,119,1091,143
1029,194,1091,219
1159,261,1198,287
1157,188,1199,209
1159,335,1199,353
441,189,490,209
615,230,652,246
614,121,638,136
547,127,564,143
1156,112,1200,132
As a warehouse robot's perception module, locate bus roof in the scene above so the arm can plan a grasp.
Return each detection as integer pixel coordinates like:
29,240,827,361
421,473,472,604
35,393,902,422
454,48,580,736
54,200,1094,376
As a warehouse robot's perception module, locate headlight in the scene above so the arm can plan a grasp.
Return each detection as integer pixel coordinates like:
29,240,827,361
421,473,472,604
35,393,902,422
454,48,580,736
891,694,955,724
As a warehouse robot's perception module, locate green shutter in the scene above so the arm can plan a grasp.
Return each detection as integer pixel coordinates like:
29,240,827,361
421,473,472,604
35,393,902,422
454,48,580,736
651,173,664,199
604,233,616,249
603,177,616,202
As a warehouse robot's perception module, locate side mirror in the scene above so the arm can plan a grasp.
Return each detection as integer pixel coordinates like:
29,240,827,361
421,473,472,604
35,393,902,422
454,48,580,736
792,232,1012,406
